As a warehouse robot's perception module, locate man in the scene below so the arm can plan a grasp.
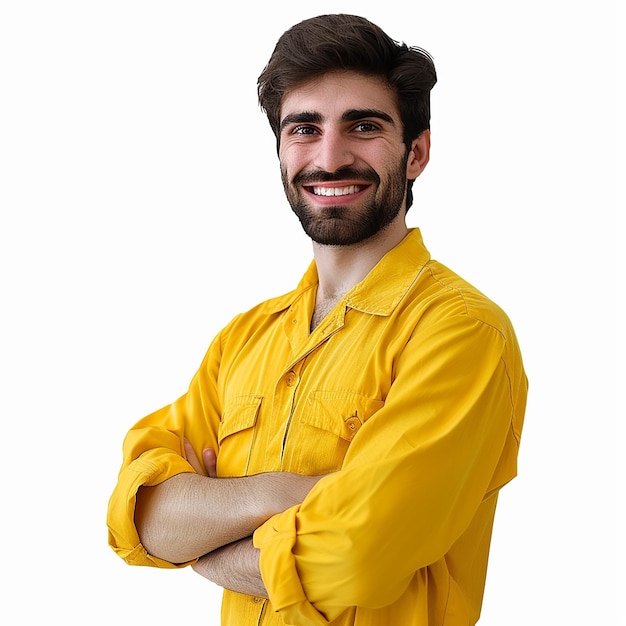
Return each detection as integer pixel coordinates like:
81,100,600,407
107,13,527,626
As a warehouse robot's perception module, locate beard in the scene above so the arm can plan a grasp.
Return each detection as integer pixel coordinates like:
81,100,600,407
281,160,408,246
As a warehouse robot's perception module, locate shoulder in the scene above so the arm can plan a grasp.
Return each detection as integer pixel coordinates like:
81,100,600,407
411,260,517,342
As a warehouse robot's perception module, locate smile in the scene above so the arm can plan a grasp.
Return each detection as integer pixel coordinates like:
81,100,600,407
310,185,363,197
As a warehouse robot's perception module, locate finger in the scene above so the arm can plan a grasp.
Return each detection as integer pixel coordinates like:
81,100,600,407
202,448,218,478
184,438,206,475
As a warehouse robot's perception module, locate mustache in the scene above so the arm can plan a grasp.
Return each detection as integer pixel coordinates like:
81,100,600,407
293,167,380,186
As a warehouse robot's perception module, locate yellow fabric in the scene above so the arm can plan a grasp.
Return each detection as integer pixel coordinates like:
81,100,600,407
107,228,527,625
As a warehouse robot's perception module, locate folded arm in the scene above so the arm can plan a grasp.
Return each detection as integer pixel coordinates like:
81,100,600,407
192,538,267,598
135,442,321,564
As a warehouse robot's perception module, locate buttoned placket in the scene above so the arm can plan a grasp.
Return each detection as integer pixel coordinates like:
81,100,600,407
276,303,347,467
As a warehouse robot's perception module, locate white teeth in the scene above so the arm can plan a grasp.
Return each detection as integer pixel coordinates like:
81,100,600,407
312,185,360,197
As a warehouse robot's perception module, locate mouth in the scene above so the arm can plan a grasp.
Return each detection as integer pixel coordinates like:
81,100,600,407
307,184,366,197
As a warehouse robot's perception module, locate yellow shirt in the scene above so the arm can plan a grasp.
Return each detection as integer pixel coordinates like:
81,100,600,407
107,229,527,626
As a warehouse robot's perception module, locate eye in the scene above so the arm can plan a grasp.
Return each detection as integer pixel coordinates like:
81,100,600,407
353,121,381,133
292,125,319,136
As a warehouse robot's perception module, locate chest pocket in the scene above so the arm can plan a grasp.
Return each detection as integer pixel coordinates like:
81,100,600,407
285,390,385,473
217,394,262,475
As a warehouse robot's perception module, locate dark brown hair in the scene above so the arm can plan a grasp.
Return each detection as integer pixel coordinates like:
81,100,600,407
257,14,437,209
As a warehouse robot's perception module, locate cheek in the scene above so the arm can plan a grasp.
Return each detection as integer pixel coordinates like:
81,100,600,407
280,149,308,181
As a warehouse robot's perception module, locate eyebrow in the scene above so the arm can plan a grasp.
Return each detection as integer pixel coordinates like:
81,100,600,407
280,111,322,132
342,108,395,125
279,108,396,133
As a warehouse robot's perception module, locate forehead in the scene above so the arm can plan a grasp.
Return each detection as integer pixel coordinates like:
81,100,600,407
280,71,400,123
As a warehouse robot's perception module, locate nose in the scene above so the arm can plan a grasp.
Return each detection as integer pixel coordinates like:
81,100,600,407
313,130,355,173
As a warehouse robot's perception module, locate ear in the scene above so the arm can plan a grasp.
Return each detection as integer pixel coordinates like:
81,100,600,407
406,130,431,179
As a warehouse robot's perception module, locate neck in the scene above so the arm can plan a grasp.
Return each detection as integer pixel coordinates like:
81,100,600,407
312,219,409,301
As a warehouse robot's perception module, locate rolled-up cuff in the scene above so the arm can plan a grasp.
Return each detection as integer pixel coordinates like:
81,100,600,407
253,506,330,626
107,453,195,568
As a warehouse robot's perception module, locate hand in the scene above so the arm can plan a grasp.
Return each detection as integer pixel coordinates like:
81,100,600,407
184,438,217,477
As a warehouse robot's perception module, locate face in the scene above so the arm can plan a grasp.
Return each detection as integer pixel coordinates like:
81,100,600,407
278,72,415,247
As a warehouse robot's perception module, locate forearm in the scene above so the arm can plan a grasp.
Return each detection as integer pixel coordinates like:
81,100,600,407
192,538,267,598
135,471,321,564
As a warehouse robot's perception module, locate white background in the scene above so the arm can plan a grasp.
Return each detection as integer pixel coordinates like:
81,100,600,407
0,1,620,624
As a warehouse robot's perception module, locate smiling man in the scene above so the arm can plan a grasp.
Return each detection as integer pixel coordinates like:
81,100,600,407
107,14,528,626
279,73,420,249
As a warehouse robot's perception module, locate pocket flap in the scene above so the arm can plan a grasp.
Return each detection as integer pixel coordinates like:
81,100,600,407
219,395,262,442
304,391,384,441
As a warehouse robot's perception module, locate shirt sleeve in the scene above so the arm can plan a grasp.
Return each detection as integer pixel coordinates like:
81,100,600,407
253,314,527,624
106,331,224,568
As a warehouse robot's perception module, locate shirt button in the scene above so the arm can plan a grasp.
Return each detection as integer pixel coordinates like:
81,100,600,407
345,417,360,437
285,371,297,386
